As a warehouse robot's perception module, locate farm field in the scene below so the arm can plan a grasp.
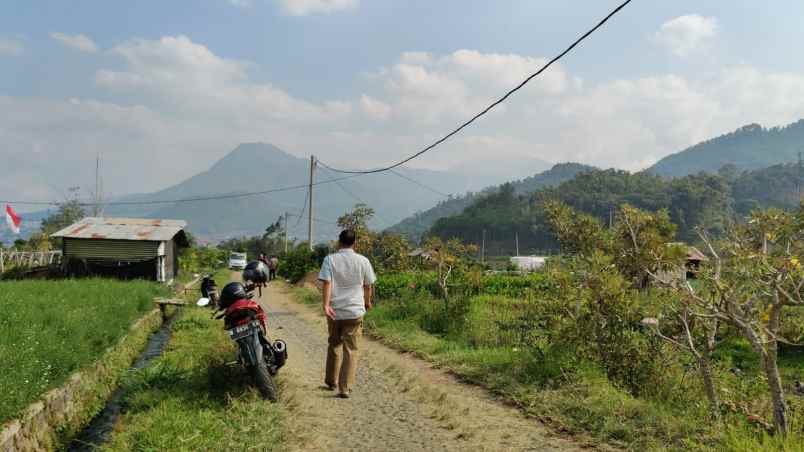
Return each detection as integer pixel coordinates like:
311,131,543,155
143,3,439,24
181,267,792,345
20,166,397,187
290,269,804,452
0,279,169,423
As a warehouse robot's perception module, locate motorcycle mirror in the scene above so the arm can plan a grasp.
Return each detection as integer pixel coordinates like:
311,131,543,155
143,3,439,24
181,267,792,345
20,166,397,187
196,297,210,307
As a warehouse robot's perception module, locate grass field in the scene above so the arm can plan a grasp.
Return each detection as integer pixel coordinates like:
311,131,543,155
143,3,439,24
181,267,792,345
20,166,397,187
0,279,170,424
100,281,288,451
291,285,804,452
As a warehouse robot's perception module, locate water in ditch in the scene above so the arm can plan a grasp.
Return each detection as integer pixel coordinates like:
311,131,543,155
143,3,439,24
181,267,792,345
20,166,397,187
65,312,181,451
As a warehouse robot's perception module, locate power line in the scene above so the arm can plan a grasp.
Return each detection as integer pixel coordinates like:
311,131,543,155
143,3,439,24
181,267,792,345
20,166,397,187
388,169,450,198
294,186,310,229
317,0,634,175
319,166,392,227
1,174,361,208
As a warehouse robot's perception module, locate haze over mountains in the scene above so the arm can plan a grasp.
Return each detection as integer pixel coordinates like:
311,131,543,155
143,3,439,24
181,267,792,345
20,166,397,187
90,143,550,241
648,121,804,176
5,118,804,246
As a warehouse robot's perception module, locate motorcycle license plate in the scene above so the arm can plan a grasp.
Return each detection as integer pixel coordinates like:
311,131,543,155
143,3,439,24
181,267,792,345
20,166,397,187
228,320,261,340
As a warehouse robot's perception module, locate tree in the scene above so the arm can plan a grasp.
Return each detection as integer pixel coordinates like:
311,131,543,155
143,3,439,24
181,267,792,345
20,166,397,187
420,237,477,303
649,208,804,434
337,203,375,254
41,199,85,237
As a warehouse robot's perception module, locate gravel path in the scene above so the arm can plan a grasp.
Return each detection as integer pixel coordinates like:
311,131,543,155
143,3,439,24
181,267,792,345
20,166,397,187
258,283,596,452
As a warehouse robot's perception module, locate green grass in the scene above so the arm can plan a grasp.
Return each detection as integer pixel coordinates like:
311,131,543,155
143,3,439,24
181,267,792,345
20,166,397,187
289,287,804,451
100,306,287,451
0,278,169,424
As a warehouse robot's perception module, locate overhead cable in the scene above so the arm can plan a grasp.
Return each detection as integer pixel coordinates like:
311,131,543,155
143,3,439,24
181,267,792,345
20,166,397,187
317,0,634,175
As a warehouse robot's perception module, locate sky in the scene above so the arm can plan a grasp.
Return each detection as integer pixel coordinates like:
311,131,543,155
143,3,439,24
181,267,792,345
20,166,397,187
4,0,804,205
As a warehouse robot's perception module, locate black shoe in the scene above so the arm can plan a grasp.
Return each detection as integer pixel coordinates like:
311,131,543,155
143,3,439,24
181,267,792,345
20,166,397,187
336,392,350,399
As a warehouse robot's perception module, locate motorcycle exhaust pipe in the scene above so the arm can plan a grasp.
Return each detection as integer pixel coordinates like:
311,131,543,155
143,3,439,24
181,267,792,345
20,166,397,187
272,340,288,368
273,340,287,354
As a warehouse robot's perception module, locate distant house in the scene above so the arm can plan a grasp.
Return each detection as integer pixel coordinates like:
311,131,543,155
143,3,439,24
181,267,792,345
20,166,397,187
52,217,190,283
657,244,709,282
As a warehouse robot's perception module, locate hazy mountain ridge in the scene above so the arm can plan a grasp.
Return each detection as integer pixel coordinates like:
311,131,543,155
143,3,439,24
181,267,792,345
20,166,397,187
648,120,804,177
428,163,801,256
386,162,595,240
36,143,541,241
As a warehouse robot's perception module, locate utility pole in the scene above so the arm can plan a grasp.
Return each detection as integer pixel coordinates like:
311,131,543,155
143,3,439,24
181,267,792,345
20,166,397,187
481,229,486,263
515,232,520,257
308,155,316,251
283,212,289,254
798,151,802,201
93,154,104,217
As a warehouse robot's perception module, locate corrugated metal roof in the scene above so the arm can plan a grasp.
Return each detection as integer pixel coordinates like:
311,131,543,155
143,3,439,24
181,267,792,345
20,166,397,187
52,217,187,242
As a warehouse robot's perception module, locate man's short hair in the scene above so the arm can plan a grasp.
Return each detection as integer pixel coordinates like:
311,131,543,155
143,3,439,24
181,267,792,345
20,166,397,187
339,229,356,247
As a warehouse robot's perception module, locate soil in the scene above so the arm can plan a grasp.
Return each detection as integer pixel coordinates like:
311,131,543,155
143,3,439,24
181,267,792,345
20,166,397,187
258,283,602,452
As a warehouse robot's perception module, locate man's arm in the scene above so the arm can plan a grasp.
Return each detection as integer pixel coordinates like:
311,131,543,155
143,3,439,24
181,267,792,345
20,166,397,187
322,280,336,319
363,284,374,311
318,256,336,320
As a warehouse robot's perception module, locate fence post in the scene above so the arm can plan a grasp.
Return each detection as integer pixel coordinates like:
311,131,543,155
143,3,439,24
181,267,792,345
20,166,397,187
0,248,4,273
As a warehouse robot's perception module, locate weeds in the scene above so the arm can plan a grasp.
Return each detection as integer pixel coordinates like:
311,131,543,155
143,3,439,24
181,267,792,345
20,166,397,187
100,306,287,451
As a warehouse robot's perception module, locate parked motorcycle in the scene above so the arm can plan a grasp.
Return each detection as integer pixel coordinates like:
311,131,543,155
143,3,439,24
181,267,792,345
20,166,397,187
217,280,287,401
199,274,218,309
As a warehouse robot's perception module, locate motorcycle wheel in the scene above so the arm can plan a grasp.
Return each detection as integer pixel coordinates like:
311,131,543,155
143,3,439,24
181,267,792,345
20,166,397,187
252,360,278,402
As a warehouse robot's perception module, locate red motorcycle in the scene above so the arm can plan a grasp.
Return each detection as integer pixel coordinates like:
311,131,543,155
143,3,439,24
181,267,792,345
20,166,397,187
217,281,287,401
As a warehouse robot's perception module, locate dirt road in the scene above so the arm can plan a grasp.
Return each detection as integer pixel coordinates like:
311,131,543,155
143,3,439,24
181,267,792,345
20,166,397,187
257,283,594,452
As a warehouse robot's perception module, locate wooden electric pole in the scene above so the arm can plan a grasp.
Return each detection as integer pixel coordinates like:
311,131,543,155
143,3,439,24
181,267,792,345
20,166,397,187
481,229,486,263
283,211,289,253
308,156,316,251
798,151,802,201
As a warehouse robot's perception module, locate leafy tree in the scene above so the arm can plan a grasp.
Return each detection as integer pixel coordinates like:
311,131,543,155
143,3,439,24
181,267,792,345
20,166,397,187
420,236,477,302
40,200,85,236
649,207,804,434
337,203,375,254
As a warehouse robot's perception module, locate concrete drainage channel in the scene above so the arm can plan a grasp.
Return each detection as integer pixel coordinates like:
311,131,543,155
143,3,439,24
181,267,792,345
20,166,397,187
66,311,181,451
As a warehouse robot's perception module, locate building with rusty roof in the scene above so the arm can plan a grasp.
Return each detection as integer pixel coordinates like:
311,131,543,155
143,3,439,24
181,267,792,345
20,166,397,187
52,217,190,283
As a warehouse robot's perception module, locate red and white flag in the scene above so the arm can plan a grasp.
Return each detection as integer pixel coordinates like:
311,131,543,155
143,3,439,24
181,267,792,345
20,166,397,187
5,205,21,234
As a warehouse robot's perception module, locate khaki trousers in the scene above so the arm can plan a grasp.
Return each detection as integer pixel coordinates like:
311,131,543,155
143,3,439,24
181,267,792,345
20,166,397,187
325,317,363,393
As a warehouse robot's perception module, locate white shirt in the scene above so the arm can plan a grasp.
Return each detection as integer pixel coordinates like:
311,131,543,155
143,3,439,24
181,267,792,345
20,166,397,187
318,248,376,320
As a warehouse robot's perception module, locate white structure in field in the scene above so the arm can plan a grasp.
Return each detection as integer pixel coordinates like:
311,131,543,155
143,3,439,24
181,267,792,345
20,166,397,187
509,256,546,271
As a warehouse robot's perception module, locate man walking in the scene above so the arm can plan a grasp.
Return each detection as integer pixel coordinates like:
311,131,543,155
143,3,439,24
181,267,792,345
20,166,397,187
318,229,376,398
269,255,279,281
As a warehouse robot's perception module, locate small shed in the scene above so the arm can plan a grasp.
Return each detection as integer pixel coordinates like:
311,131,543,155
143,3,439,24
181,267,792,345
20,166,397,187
52,217,190,283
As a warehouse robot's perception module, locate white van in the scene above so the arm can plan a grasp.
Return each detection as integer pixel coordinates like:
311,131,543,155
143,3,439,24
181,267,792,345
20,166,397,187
228,252,247,270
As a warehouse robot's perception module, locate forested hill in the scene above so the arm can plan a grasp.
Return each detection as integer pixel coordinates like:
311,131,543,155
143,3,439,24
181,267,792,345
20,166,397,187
430,163,801,256
648,120,804,177
386,163,595,240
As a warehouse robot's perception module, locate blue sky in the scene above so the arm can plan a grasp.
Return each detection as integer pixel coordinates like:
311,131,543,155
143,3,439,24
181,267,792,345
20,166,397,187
3,0,804,204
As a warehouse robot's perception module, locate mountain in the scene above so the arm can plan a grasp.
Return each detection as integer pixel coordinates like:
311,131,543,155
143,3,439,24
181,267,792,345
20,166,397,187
80,143,529,241
648,120,804,177
428,163,801,256
387,162,595,240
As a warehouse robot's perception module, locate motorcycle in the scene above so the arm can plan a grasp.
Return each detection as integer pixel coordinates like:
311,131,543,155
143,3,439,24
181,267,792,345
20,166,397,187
217,281,287,401
199,274,218,309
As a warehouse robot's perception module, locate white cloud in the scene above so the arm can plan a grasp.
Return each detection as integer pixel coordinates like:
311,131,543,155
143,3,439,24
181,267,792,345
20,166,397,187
655,14,718,57
359,94,391,120
8,38,804,203
49,32,99,53
0,37,23,56
279,0,357,16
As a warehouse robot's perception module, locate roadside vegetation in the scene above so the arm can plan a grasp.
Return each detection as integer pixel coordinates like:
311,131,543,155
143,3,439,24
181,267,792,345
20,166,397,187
284,202,804,451
101,268,290,451
0,278,168,423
